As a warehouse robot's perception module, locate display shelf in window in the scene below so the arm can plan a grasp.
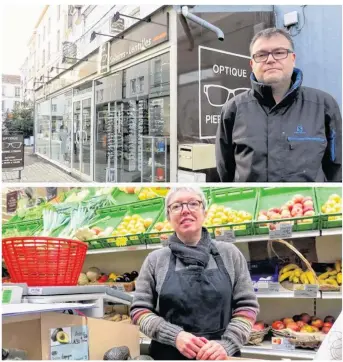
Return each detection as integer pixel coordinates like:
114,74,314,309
141,136,169,182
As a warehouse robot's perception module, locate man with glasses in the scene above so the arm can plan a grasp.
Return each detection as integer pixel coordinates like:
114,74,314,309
216,27,341,182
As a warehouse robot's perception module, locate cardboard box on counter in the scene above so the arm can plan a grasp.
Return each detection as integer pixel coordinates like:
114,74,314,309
3,312,140,360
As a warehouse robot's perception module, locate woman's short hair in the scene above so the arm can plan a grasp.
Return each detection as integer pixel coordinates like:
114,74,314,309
165,186,207,219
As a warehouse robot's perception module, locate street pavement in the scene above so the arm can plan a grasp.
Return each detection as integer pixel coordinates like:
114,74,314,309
2,147,79,182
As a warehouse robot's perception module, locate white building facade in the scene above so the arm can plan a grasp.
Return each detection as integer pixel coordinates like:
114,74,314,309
2,75,22,115
21,4,172,182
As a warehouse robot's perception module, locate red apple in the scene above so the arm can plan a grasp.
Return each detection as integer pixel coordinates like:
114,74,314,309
269,224,277,231
286,200,294,211
280,205,289,212
283,318,294,325
267,210,276,219
304,210,315,217
324,316,335,324
291,208,303,217
281,209,291,217
303,200,314,208
303,205,314,213
252,321,265,331
258,215,268,222
322,326,332,334
270,213,281,220
293,194,305,204
286,322,301,332
259,210,268,216
293,203,303,210
272,321,285,330
323,322,333,328
300,313,312,324
311,318,324,329
302,196,313,203
296,321,307,328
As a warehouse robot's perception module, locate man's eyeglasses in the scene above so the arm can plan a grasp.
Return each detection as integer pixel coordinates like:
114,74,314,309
252,48,293,63
168,200,203,214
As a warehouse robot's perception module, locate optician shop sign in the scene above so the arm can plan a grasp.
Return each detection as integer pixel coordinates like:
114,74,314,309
199,46,251,139
2,134,24,169
109,11,168,66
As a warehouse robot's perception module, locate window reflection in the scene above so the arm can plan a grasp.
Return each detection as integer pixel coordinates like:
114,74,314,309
95,53,170,182
36,100,51,157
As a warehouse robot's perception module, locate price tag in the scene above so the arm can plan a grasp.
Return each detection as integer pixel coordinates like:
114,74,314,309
215,229,235,242
224,230,236,243
272,337,295,351
256,281,280,293
294,284,319,298
269,223,293,239
28,287,43,295
112,285,126,292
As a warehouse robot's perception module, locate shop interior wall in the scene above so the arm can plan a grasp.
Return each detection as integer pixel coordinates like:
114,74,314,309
274,5,342,110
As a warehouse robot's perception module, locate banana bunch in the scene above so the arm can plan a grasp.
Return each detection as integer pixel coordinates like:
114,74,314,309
278,264,317,284
318,261,342,287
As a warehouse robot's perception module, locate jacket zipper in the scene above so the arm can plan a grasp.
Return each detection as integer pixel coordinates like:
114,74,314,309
287,137,326,142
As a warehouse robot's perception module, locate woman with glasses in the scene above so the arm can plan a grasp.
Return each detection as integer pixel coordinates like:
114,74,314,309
130,187,259,360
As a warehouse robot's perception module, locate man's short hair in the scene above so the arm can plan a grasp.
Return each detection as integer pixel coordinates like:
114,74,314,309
250,28,295,55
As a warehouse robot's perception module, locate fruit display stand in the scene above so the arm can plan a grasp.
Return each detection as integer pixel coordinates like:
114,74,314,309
315,187,342,233
205,188,257,238
85,198,164,249
254,187,320,235
2,187,342,361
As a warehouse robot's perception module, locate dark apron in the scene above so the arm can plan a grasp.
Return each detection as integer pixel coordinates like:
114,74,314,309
149,244,239,360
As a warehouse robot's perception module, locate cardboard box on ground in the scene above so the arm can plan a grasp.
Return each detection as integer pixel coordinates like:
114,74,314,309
3,312,140,360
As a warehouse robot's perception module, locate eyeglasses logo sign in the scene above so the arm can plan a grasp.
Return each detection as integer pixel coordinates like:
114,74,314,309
199,46,251,139
2,134,24,169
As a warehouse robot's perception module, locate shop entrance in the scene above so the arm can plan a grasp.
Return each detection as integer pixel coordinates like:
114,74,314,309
72,86,93,180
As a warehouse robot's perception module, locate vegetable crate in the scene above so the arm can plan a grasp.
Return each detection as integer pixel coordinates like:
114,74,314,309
87,199,164,249
85,206,129,249
81,187,117,209
111,187,166,205
2,220,43,238
206,188,257,237
144,207,173,245
315,187,342,229
253,187,319,235
54,188,96,213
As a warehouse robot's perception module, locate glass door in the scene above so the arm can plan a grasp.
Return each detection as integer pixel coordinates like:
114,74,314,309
72,98,92,180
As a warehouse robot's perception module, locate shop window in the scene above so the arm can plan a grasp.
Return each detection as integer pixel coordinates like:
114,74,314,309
36,99,51,158
138,76,144,93
2,86,6,96
50,92,72,167
15,87,20,97
130,79,136,94
94,53,170,182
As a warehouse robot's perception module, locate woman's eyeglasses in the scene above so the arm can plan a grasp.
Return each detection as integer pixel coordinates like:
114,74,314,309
168,200,203,214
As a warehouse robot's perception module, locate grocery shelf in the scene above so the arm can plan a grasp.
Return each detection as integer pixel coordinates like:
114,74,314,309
255,290,321,299
320,228,342,236
241,341,316,360
321,291,342,299
87,244,147,254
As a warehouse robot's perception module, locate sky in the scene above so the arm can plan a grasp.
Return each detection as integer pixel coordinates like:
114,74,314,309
1,3,43,75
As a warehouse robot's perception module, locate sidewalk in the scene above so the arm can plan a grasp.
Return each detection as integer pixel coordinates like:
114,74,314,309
2,147,79,182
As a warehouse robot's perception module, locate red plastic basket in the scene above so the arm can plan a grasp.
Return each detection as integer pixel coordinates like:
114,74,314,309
2,237,88,286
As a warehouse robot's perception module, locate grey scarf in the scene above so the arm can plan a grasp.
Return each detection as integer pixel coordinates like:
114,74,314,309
168,227,212,267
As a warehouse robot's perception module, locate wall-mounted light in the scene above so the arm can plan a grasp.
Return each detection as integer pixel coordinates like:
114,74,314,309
90,31,139,43
50,66,68,72
112,11,165,26
62,55,88,63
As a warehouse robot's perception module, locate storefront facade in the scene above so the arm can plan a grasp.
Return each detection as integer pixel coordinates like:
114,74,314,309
34,7,173,182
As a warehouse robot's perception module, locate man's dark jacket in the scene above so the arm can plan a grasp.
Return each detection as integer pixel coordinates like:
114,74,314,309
215,68,342,182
